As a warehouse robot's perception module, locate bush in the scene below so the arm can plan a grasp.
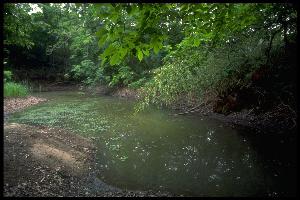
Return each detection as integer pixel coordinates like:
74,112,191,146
108,65,135,87
70,59,105,86
137,28,287,111
128,77,147,89
4,82,29,97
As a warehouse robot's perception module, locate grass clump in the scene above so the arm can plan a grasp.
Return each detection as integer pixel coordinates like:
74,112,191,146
4,82,29,97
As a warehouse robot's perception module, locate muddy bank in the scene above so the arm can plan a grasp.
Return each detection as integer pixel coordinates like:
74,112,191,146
15,82,296,134
78,85,139,99
110,87,297,134
29,82,80,92
4,96,48,120
30,82,138,98
110,87,140,99
3,90,296,197
35,83,137,99
175,102,297,134
3,123,172,197
3,96,173,197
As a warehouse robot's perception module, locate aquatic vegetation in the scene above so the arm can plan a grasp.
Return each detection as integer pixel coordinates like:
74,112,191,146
8,100,111,137
8,92,296,196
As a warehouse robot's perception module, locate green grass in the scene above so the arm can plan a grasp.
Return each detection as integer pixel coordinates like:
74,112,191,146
4,82,29,97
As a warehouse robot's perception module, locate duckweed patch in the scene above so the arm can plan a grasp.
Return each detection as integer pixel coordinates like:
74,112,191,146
7,91,296,197
8,100,111,137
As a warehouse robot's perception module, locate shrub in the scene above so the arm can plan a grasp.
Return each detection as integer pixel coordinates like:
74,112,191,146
108,65,135,87
70,59,105,86
128,77,147,90
137,28,286,111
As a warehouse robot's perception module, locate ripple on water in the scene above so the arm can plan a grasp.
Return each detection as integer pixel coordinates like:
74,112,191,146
8,91,296,196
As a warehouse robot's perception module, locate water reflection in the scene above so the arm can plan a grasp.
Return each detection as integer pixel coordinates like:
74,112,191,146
10,91,296,196
98,119,266,196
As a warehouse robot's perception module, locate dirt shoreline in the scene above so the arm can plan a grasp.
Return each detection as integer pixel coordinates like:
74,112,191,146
6,85,295,135
27,83,297,130
4,96,48,118
3,96,173,197
195,104,296,134
4,89,296,196
109,87,296,134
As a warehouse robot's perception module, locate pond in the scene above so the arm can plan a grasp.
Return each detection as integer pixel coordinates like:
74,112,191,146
8,91,297,197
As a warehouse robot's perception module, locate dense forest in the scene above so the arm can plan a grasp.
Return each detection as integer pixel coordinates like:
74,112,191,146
4,3,297,114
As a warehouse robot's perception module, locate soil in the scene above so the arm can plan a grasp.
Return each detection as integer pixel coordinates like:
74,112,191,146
111,87,140,100
4,96,48,118
3,89,296,197
108,86,297,134
193,104,296,134
3,96,172,197
170,98,297,134
30,81,80,92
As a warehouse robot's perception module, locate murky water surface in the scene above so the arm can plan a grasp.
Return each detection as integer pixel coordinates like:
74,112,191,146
8,91,297,196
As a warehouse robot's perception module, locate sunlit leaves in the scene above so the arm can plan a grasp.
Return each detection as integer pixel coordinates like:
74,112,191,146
110,53,121,66
193,38,201,47
95,3,171,65
95,3,272,66
4,3,35,49
108,65,135,86
142,49,149,56
137,48,143,61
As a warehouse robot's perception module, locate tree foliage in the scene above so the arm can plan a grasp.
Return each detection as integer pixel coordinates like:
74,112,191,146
94,3,284,66
4,3,102,85
3,3,297,113
4,3,35,48
128,3,297,111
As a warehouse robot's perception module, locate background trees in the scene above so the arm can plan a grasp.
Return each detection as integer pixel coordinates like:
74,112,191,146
3,3,297,113
4,3,101,85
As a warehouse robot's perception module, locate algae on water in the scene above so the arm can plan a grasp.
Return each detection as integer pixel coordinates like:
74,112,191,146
8,100,111,137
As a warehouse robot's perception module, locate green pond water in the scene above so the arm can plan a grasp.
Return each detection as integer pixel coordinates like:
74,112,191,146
8,91,297,197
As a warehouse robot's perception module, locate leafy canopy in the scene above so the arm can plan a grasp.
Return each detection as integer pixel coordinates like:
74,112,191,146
94,3,267,66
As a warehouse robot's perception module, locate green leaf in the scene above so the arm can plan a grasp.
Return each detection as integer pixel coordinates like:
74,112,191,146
101,57,107,66
98,36,107,47
102,44,115,57
153,43,160,54
193,38,200,47
110,53,120,66
96,28,107,38
137,49,143,61
119,48,128,60
142,49,149,56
